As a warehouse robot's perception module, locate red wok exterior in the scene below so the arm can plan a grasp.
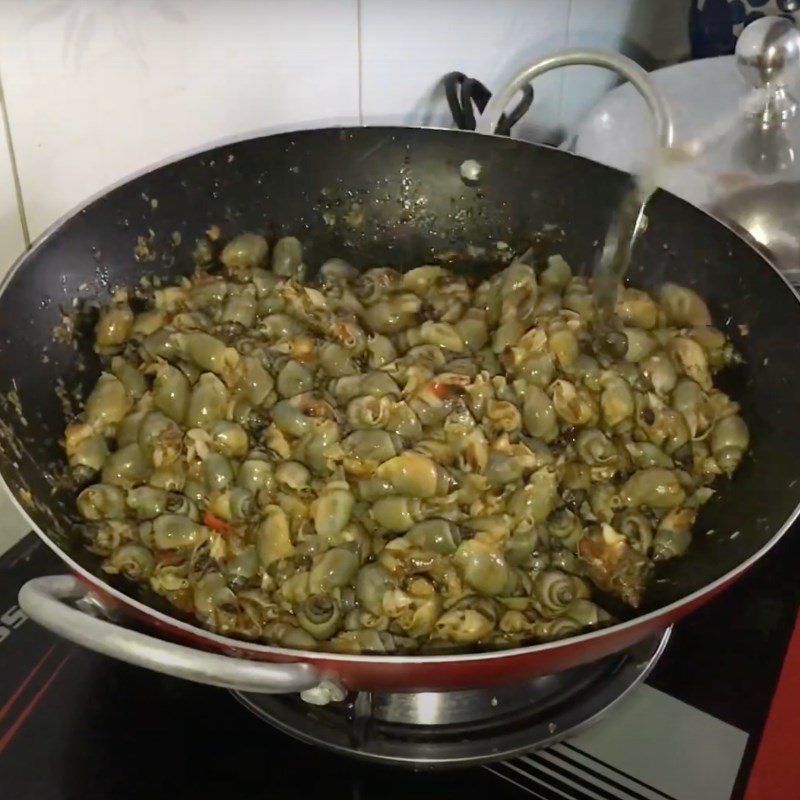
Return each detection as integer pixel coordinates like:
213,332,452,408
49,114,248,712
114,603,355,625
77,567,734,692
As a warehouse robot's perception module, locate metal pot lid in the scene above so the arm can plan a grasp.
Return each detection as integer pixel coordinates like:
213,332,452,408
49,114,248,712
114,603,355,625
573,17,800,282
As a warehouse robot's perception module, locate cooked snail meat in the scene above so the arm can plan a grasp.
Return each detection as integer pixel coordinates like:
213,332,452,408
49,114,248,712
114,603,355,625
64,234,747,653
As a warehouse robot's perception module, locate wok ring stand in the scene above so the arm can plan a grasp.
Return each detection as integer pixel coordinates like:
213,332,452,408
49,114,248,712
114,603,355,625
234,628,671,768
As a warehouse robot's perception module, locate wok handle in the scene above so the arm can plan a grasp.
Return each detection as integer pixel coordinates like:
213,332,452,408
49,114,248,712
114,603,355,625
443,71,534,135
18,575,323,694
478,49,674,149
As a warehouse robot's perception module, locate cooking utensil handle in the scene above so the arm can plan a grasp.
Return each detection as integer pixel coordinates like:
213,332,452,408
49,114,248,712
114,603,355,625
18,575,322,694
478,49,674,148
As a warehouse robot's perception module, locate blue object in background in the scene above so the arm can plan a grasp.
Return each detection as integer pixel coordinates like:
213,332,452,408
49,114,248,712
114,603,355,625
690,0,799,58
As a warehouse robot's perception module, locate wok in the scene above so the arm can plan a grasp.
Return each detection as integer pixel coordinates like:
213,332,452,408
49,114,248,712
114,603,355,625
6,59,800,698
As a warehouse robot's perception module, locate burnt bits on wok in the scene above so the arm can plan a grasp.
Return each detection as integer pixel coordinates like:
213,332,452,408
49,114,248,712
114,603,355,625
64,231,749,654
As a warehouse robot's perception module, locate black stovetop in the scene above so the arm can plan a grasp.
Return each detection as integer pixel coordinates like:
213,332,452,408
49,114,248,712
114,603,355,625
1,526,798,800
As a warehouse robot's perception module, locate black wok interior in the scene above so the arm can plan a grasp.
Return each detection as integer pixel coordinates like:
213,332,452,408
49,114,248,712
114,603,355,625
0,126,798,625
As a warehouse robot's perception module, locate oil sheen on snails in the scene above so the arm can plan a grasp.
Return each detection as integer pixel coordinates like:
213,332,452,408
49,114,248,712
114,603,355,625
63,230,748,654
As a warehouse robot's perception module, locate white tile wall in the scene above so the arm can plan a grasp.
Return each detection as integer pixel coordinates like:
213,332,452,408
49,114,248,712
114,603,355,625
0,121,25,273
561,0,692,137
0,0,360,238
360,0,571,143
361,0,692,144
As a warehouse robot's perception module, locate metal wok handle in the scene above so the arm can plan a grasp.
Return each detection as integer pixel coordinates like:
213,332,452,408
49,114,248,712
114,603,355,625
478,49,674,149
18,575,322,694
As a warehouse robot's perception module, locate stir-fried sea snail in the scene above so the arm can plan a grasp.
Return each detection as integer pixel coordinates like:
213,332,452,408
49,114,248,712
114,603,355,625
68,231,747,653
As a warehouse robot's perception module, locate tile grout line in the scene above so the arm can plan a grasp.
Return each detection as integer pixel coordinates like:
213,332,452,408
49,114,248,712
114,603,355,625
555,0,575,140
356,0,364,125
0,62,29,249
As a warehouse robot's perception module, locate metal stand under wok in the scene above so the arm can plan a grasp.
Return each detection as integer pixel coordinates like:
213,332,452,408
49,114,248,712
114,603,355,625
233,628,670,769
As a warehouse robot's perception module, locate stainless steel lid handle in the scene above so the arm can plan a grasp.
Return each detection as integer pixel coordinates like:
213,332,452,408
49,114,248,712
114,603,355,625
478,49,674,150
736,16,800,129
18,575,322,694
